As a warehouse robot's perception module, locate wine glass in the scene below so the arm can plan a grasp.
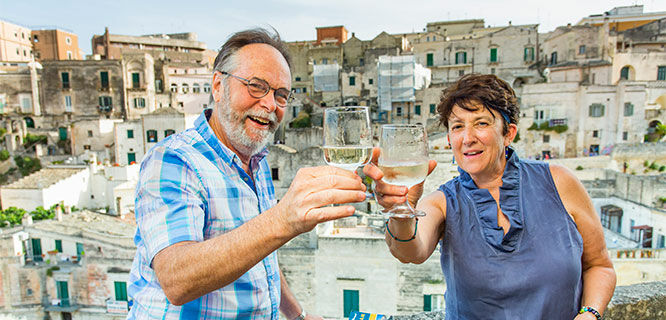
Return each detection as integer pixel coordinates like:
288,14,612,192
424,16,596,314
377,124,429,218
323,107,373,172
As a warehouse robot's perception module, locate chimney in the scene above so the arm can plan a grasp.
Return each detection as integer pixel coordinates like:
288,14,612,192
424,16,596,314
22,214,33,226
55,204,63,221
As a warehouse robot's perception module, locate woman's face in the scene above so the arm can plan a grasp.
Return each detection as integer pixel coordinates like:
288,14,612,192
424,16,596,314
447,103,517,179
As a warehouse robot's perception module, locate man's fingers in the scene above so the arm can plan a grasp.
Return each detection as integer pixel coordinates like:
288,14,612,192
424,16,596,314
376,195,407,209
362,162,384,180
371,147,380,164
427,160,437,175
305,189,367,208
304,175,366,193
307,206,355,223
374,179,408,197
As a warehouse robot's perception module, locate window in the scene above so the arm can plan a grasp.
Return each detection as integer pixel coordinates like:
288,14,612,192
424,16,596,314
87,130,93,137
657,235,665,249
67,51,72,60
589,104,604,117
20,95,32,113
31,238,43,262
100,71,109,89
203,83,211,93
33,35,38,42
550,52,558,65
134,97,146,108
61,72,70,89
489,48,498,62
455,51,467,64
430,104,436,114
658,66,666,81
426,36,430,42
83,145,91,150
182,83,189,93
368,79,373,85
271,168,279,181
295,76,301,82
620,66,629,80
132,72,140,88
579,45,586,54
624,102,634,116
458,70,465,77
59,127,68,141
99,96,112,112
155,79,163,92
491,68,496,74
543,134,550,143
424,294,432,311
592,130,599,138
165,129,175,137
171,83,178,93
623,131,628,141
426,53,434,66
193,83,201,93
303,87,307,93
433,36,436,41
415,105,421,115
114,281,128,301
147,130,158,143
359,58,364,66
65,36,71,45
349,76,356,86
322,58,328,64
127,152,136,164
601,205,623,233
57,281,70,307
343,290,359,318
292,106,299,118
127,129,134,139
396,107,402,116
55,240,62,252
64,95,72,112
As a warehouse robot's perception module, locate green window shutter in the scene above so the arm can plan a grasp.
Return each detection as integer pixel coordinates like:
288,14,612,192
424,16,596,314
620,67,629,80
58,127,68,141
424,294,432,311
132,73,140,88
114,281,128,301
55,240,62,252
127,153,136,163
463,52,467,63
57,281,69,306
76,242,84,256
127,129,134,139
61,72,70,88
343,290,359,318
349,76,355,86
31,238,43,261
415,105,421,115
490,48,497,62
430,104,436,114
100,71,109,88
657,66,666,80
426,53,433,67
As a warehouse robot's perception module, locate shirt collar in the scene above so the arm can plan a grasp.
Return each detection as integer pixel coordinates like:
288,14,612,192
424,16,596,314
195,109,269,168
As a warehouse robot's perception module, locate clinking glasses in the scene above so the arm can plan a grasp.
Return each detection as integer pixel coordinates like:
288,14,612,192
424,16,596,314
221,71,294,107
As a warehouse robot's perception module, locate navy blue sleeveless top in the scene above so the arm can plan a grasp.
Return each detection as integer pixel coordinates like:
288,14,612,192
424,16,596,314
437,149,583,319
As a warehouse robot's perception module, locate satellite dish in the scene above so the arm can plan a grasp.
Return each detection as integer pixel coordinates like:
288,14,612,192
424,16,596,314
543,68,550,76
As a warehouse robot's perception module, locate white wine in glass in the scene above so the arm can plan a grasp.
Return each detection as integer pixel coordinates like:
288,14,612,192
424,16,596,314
323,107,373,172
378,124,429,218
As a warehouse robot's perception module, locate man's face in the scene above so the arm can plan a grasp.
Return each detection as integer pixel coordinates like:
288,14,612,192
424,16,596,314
212,43,290,158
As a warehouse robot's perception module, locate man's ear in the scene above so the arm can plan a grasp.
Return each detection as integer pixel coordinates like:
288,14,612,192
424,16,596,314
212,71,223,103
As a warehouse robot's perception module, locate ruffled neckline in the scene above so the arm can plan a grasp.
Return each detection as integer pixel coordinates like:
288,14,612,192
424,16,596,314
457,147,523,252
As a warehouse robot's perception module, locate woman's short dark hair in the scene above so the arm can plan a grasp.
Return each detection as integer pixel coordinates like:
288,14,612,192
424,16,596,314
437,73,519,135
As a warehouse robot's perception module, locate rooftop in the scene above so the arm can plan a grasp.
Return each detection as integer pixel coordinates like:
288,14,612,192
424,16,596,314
3,167,86,189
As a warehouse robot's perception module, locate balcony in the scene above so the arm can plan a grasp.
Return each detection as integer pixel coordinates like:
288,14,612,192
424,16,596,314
98,105,113,113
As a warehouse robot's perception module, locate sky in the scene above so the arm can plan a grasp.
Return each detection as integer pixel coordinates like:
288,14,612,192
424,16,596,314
2,0,666,55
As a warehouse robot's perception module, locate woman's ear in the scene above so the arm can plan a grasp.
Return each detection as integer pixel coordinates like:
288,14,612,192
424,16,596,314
505,123,518,146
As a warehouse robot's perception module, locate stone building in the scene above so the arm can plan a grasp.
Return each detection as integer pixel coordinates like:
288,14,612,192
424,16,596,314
91,28,209,61
70,118,122,159
0,210,135,319
0,63,41,154
31,28,83,61
576,5,666,33
0,19,33,62
163,62,211,115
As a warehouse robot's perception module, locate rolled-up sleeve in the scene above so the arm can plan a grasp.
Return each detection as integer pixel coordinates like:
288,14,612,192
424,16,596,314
135,146,206,264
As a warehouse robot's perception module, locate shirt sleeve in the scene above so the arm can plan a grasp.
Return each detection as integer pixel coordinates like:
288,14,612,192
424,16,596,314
134,145,206,264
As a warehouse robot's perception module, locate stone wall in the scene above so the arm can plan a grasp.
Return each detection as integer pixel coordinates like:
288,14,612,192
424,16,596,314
393,281,666,320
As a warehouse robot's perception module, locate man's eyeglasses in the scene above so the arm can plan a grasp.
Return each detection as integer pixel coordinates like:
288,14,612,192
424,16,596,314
221,71,294,107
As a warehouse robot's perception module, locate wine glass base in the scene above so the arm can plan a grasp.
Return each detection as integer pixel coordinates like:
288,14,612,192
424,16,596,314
378,208,426,219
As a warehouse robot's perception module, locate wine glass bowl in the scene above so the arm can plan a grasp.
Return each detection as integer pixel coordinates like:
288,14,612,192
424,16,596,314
323,107,373,172
377,124,429,218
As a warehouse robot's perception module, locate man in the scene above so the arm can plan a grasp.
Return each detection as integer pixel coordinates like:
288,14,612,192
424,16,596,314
127,28,366,319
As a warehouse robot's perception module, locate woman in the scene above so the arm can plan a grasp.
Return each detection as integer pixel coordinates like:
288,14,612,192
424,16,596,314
364,74,615,320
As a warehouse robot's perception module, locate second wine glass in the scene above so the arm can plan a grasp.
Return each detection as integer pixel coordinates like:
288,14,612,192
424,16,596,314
377,124,429,218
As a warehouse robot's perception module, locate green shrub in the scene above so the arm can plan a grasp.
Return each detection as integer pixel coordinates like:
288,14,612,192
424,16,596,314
527,123,538,130
30,205,55,221
291,115,311,128
659,166,665,172
649,162,658,170
0,149,9,161
575,165,584,171
643,160,650,167
46,266,60,277
0,127,6,137
0,207,27,227
552,124,568,133
14,155,41,176
538,122,550,130
23,133,47,146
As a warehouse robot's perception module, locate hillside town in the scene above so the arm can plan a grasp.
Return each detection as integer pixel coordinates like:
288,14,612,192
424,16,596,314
0,4,665,319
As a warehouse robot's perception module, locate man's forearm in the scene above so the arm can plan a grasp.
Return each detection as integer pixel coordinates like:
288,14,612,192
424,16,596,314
154,207,292,305
279,269,304,320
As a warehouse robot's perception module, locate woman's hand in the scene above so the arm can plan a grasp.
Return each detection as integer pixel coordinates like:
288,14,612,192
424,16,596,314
363,147,437,210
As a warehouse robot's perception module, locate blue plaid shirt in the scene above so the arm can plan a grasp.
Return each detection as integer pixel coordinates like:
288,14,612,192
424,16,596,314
128,109,281,319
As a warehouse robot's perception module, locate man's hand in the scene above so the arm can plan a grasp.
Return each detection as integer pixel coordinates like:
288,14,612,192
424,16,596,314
363,147,437,210
274,166,367,236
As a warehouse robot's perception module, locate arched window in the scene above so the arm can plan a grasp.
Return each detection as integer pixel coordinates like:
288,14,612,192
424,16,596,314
24,117,34,128
620,66,630,80
192,83,200,93
203,83,211,93
170,83,178,93
182,84,189,93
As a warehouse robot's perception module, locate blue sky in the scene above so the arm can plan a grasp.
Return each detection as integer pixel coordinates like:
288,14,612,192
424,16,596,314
2,0,665,55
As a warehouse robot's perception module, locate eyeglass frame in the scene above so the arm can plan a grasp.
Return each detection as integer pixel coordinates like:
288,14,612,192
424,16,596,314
219,71,294,107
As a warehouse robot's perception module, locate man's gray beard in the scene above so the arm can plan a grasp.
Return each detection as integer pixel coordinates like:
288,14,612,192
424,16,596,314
216,95,278,158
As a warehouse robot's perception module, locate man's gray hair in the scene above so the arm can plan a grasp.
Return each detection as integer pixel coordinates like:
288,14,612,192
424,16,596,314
209,27,291,106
